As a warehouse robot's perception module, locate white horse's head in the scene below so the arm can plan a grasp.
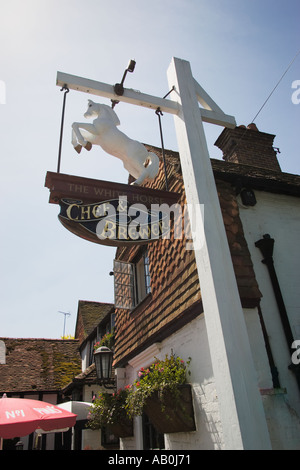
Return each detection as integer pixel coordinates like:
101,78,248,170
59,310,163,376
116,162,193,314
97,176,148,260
84,100,120,126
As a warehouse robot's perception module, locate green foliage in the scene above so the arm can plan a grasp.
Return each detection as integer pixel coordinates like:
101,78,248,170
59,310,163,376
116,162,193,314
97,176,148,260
93,330,115,351
126,353,191,417
87,387,131,429
87,353,192,429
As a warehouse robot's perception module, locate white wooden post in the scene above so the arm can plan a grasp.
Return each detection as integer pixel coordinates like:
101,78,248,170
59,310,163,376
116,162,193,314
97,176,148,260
167,57,271,450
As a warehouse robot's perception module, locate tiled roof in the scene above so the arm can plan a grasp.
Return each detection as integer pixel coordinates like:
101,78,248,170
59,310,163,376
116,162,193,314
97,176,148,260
62,363,98,394
75,300,114,345
145,143,300,196
211,158,300,197
0,338,81,394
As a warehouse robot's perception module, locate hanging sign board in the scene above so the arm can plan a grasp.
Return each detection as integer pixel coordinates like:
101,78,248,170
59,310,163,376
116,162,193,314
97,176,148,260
45,172,180,246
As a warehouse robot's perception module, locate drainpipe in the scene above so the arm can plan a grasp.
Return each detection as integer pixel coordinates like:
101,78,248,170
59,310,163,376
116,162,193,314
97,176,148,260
255,234,300,391
257,304,280,388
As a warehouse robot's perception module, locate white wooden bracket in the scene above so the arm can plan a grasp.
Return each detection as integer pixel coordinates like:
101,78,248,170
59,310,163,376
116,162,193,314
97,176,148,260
56,70,235,128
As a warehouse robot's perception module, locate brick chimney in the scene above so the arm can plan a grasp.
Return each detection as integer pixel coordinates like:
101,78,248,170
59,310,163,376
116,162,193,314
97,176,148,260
215,124,281,172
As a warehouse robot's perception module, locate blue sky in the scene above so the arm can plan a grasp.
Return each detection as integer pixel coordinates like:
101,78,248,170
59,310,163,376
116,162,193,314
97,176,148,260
0,0,299,338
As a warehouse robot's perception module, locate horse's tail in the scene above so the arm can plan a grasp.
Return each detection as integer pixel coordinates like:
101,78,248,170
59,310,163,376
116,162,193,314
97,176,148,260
144,152,160,180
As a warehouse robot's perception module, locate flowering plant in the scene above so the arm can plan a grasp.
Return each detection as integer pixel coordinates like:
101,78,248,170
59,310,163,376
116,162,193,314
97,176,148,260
126,353,191,417
93,330,115,352
87,386,132,429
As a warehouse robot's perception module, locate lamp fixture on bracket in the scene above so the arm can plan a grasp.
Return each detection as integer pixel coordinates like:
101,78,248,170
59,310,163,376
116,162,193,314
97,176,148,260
94,346,115,389
111,59,136,108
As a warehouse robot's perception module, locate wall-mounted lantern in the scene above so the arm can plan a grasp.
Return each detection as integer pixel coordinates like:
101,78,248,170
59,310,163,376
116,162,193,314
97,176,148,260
94,346,115,389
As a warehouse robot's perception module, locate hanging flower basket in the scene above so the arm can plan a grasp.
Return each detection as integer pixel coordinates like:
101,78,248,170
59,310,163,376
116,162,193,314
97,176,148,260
143,383,195,433
107,415,134,438
126,354,196,433
87,387,133,437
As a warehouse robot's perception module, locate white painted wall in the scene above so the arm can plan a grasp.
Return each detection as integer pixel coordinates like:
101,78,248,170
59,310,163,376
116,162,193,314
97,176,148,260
81,344,88,371
119,315,225,450
120,311,268,450
81,382,117,450
239,190,300,449
121,308,272,450
244,308,273,389
163,316,224,450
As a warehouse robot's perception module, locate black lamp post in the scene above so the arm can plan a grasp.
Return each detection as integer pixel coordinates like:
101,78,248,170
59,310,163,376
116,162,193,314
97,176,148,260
94,346,114,388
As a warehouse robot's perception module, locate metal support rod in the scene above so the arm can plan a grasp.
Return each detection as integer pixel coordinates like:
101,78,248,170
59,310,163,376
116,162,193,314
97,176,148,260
163,86,175,99
156,108,169,191
57,85,69,173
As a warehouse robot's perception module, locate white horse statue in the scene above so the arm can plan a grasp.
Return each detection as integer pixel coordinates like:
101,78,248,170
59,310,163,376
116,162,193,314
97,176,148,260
71,100,160,186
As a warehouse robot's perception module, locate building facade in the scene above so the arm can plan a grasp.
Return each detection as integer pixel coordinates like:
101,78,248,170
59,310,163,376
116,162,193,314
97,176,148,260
111,125,300,450
38,123,300,450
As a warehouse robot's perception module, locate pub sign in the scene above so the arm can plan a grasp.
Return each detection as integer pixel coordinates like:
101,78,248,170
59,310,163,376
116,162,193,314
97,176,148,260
45,172,179,247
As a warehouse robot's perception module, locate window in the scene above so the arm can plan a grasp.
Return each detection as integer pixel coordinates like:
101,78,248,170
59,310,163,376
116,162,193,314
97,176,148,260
142,413,164,449
87,335,97,367
114,260,136,309
114,250,151,310
135,251,151,302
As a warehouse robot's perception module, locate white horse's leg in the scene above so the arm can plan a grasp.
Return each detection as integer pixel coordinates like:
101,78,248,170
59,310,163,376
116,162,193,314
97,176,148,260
72,122,97,150
72,128,82,154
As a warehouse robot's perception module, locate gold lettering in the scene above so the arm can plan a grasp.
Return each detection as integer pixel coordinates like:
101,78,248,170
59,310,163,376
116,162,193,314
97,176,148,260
102,203,111,215
96,220,117,240
93,187,104,196
118,225,128,240
139,195,148,203
138,226,151,239
128,226,140,240
104,220,116,239
81,205,91,220
151,223,160,237
132,193,140,202
66,204,79,221
117,198,127,212
92,205,101,219
95,203,110,217
164,219,170,230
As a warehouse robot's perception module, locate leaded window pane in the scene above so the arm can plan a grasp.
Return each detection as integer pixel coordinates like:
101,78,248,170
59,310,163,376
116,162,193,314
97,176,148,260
113,260,136,309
